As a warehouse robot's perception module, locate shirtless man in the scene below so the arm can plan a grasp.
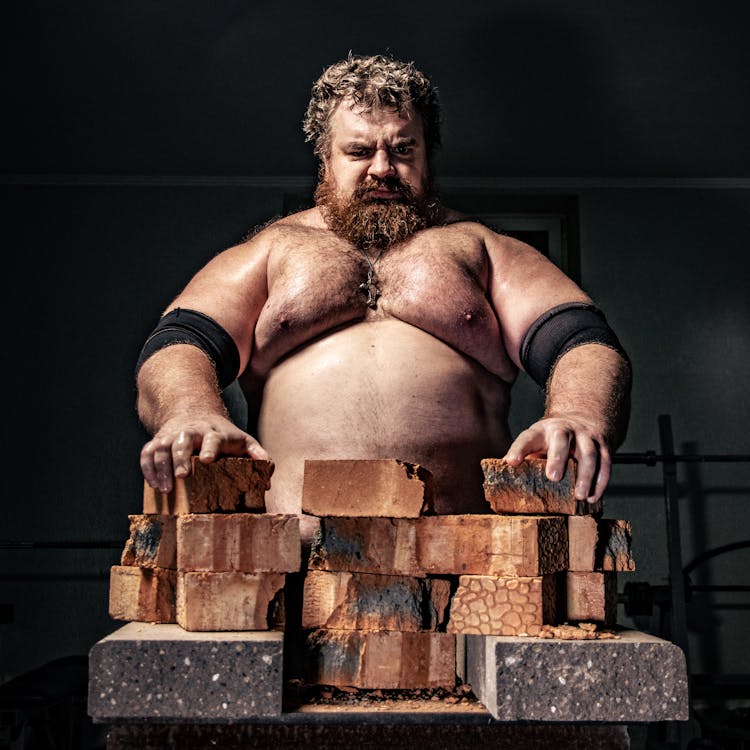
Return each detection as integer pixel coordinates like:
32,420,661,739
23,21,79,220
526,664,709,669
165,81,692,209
136,54,630,541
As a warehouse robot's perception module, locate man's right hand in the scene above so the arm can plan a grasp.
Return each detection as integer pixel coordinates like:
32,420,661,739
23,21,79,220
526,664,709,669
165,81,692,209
140,414,270,494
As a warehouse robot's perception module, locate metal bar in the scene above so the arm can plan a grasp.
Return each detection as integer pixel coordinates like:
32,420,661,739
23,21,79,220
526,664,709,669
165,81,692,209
0,541,122,550
614,452,750,465
658,414,694,749
659,416,690,653
683,540,750,576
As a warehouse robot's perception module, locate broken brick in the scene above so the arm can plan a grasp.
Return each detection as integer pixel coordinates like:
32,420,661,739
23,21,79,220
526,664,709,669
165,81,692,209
176,513,300,573
108,565,176,624
120,515,176,569
596,519,636,571
481,457,602,515
301,570,451,631
176,571,285,631
566,571,618,627
301,459,434,517
447,574,563,636
142,457,273,515
308,515,567,577
305,630,456,689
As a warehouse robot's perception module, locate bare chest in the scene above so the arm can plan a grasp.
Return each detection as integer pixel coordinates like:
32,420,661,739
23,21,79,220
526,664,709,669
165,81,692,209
253,225,511,378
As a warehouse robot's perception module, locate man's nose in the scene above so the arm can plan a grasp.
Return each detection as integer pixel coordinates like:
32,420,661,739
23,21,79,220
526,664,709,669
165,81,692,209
367,149,395,178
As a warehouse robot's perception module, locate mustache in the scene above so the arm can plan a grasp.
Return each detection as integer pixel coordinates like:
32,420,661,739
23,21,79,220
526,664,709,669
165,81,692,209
355,175,415,201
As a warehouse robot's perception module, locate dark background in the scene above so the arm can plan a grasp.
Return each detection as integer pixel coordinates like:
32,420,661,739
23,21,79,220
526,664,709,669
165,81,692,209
2,0,749,707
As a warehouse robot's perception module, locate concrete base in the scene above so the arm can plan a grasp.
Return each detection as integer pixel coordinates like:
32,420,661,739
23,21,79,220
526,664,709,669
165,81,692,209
88,623,284,722
466,629,689,722
106,721,631,749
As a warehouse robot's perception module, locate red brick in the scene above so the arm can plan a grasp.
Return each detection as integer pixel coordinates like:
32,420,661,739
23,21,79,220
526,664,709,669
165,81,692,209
305,630,456,689
301,459,434,517
143,457,273,514
308,515,567,577
447,574,563,636
481,457,602,515
109,565,176,623
302,570,451,631
567,516,598,572
566,571,618,627
120,515,176,569
176,571,285,631
177,514,300,573
596,519,636,571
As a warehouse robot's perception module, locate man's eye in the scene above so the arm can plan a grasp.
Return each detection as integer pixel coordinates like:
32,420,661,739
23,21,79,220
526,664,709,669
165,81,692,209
392,145,412,155
349,149,369,157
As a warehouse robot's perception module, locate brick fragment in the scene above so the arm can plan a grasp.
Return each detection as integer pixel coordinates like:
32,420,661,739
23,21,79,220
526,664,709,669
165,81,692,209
176,571,285,631
302,570,451,631
566,571,618,627
143,457,273,515
567,516,598,572
596,519,636,571
481,457,602,515
301,459,434,517
120,515,176,569
177,514,300,573
305,630,456,689
109,565,176,623
308,515,568,577
447,574,563,636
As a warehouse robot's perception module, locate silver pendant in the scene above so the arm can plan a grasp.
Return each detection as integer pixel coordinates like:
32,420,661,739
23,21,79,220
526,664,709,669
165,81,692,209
359,269,381,309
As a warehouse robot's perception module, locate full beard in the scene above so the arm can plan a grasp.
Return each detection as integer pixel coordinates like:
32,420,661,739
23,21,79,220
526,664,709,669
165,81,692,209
315,173,441,251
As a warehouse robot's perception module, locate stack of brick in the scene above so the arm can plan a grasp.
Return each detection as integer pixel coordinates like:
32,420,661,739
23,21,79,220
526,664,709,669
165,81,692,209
301,459,457,690
301,456,636,689
470,456,635,633
109,456,301,631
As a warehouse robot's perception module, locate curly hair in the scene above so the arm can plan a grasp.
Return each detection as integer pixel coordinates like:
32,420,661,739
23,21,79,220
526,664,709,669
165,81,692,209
303,53,441,160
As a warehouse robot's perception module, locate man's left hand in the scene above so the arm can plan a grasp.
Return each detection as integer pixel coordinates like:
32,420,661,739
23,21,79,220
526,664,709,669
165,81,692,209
502,415,611,504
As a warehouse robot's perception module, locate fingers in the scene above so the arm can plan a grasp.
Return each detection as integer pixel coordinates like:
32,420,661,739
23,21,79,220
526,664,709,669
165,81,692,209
245,435,271,461
589,443,611,504
572,435,599,501
502,417,612,503
141,417,270,491
545,428,572,482
503,422,573,481
140,435,178,494
173,431,199,477
503,426,546,465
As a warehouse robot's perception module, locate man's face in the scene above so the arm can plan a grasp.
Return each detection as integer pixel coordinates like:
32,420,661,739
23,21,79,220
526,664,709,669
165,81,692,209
315,99,438,250
323,99,429,200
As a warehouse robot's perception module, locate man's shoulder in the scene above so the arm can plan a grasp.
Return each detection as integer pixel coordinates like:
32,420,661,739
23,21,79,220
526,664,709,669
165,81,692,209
431,208,502,241
243,207,328,244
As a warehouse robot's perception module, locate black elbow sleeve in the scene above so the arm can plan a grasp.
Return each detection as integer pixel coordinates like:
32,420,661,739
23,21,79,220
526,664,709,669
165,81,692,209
135,308,240,389
519,302,629,388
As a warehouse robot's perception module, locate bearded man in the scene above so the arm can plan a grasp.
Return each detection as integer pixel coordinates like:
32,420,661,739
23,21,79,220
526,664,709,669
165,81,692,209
135,54,631,542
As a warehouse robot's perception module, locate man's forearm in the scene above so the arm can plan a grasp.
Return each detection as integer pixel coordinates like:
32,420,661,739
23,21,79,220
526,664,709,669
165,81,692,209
544,343,632,450
136,344,228,435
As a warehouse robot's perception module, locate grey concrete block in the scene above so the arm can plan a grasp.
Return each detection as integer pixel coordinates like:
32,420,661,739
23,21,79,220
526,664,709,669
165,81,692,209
466,629,689,722
88,622,284,722
106,722,631,749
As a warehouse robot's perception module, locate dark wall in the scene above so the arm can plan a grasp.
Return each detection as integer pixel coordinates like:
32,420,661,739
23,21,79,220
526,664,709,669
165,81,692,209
5,1,750,177
2,1,749,682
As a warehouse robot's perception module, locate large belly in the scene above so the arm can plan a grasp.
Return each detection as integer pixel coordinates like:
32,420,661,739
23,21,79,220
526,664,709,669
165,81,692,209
257,319,512,517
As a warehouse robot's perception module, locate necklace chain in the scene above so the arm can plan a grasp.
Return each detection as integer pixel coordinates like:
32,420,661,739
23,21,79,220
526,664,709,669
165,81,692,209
357,247,385,309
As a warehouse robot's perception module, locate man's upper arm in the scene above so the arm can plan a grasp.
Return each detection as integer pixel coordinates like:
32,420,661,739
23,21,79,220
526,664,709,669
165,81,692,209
159,235,271,376
484,229,591,371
